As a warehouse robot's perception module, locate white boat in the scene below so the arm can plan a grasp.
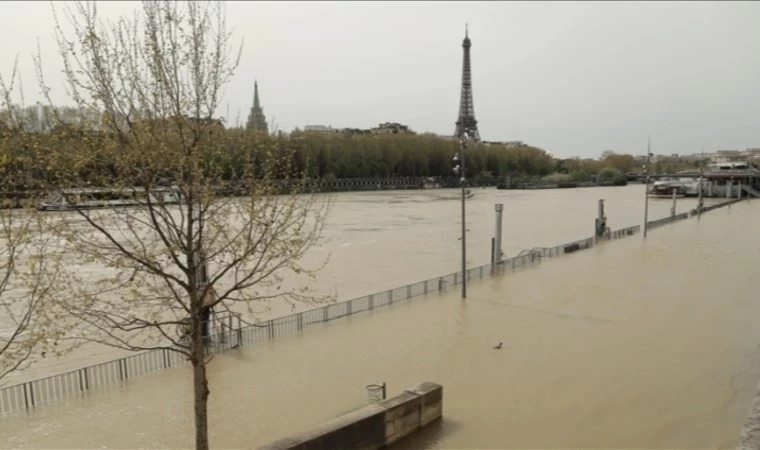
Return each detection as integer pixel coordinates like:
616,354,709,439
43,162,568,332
649,178,688,197
682,178,710,197
37,187,181,211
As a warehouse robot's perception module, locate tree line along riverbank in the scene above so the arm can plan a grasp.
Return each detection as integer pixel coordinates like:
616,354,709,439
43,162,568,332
1,113,707,193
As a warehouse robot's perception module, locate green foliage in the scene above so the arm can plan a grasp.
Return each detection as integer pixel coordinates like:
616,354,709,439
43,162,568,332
184,129,557,180
597,167,625,184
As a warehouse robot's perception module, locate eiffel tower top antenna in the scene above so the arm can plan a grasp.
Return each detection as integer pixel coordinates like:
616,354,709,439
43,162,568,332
454,24,480,141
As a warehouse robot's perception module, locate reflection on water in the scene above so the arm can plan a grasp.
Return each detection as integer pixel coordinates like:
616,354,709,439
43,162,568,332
0,194,758,449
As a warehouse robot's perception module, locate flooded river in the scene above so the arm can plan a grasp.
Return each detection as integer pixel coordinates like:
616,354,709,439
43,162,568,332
1,185,712,384
2,186,758,449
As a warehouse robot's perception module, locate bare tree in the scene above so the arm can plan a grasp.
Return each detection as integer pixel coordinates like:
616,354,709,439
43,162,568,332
34,2,330,449
0,62,68,384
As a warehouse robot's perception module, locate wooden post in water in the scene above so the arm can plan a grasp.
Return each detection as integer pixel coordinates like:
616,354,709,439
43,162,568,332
643,137,652,238
698,176,704,215
594,199,606,242
490,238,495,265
670,188,677,217
493,203,503,263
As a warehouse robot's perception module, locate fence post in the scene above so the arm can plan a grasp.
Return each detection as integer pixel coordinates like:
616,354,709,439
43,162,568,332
454,272,458,285
389,290,393,305
162,349,169,369
268,320,275,338
23,382,32,409
347,299,353,316
78,369,86,392
424,280,428,294
369,294,374,310
407,285,412,299
438,278,443,291
297,312,304,331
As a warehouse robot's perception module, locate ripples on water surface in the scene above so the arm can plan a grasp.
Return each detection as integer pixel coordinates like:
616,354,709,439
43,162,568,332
7,185,703,384
1,188,758,449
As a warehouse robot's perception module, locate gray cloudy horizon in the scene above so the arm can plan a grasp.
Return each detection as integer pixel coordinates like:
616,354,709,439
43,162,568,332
0,1,758,159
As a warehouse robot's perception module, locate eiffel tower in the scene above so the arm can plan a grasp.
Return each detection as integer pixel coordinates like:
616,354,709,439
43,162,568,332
454,24,481,142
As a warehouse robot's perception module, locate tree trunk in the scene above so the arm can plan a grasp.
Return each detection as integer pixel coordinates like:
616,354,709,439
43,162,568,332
193,323,210,450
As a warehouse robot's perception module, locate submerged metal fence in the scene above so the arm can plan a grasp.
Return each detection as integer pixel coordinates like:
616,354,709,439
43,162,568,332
0,198,745,416
646,197,742,230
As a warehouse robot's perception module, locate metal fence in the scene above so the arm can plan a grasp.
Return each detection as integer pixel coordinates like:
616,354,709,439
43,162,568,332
0,198,745,416
646,197,743,231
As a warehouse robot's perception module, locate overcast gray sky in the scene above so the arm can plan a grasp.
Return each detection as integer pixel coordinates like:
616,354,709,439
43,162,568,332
0,1,758,158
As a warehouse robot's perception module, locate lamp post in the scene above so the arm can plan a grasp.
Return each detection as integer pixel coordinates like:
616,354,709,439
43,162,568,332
452,138,467,299
643,136,653,238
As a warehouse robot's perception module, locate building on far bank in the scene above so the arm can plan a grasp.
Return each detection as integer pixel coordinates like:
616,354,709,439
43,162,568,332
481,140,527,148
300,122,415,136
371,122,414,134
304,125,334,132
246,81,268,134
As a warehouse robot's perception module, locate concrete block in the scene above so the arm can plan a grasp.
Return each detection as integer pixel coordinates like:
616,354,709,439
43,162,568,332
257,382,443,450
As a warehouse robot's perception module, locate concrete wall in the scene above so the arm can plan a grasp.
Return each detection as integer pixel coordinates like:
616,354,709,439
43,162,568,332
737,382,760,450
257,381,443,450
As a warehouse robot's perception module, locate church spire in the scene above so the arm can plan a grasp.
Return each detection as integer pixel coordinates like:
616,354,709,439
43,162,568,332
246,79,268,134
253,80,261,110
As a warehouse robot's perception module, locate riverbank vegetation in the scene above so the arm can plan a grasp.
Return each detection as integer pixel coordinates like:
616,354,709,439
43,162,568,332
1,106,709,191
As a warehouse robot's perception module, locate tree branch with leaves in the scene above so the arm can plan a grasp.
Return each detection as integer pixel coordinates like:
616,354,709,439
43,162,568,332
34,1,331,449
0,59,73,386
